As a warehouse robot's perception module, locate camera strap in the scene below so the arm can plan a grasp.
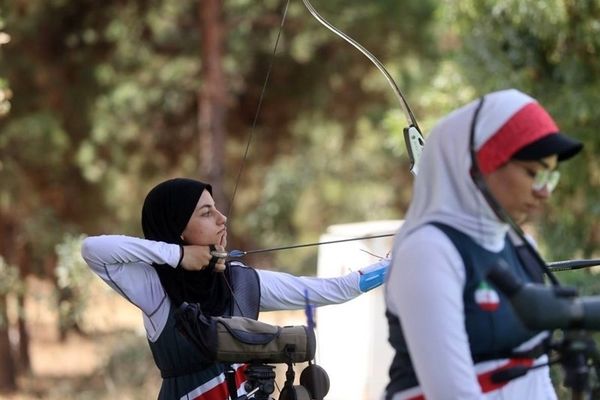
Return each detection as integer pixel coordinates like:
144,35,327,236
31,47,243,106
509,231,545,284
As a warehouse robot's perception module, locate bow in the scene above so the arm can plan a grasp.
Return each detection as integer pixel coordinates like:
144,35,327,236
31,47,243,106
299,2,589,280
302,0,425,175
219,0,425,260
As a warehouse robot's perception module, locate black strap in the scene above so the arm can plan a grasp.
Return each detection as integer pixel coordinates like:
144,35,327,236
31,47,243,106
225,365,240,400
514,243,545,283
208,245,220,272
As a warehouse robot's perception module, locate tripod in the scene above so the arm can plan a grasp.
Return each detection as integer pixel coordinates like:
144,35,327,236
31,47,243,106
492,330,600,400
231,363,277,400
551,330,600,400
230,362,317,400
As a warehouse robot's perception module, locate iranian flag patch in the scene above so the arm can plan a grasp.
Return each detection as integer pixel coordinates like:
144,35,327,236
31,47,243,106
474,281,500,312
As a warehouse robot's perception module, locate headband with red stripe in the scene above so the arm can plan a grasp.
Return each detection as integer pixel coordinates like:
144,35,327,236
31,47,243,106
477,102,559,174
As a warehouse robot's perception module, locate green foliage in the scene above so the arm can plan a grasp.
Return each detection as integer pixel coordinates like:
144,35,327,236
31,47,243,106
439,0,600,261
0,256,22,329
1,112,70,168
55,234,92,333
223,0,439,271
55,234,90,289
0,256,21,297
28,0,439,268
242,110,411,273
0,0,595,289
0,81,10,117
0,12,10,117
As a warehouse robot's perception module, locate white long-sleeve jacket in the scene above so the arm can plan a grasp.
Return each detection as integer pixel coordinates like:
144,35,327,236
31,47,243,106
81,234,365,342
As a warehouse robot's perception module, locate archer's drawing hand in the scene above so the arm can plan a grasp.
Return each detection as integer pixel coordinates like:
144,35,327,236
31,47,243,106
180,245,213,271
358,258,390,292
211,244,227,273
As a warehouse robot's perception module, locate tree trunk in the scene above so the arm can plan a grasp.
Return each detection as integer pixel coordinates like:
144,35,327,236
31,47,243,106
0,295,16,393
0,218,17,392
198,0,228,213
16,243,30,372
16,294,30,373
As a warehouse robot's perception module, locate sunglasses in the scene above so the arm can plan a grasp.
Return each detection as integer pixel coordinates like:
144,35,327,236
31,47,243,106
531,168,560,193
513,160,561,193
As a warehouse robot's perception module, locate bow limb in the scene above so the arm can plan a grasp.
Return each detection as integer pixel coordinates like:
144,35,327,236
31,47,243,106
226,2,420,260
302,0,425,174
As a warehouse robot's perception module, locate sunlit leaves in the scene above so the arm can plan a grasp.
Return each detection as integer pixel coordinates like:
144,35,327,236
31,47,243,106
0,112,69,169
440,0,600,261
0,15,11,117
55,234,93,332
0,257,20,298
244,111,404,273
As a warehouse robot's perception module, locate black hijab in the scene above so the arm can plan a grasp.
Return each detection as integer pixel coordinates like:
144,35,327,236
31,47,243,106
141,178,231,315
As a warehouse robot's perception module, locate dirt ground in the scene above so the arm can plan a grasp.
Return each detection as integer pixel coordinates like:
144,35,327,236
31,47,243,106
2,276,307,400
1,276,150,400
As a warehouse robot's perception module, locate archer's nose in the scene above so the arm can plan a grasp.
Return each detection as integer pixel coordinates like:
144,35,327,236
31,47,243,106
217,210,227,224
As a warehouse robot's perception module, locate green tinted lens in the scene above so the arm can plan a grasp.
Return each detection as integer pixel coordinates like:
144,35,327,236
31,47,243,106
532,170,560,192
547,170,560,192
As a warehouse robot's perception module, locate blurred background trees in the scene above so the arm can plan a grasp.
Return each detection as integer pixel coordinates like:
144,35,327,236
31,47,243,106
0,0,598,396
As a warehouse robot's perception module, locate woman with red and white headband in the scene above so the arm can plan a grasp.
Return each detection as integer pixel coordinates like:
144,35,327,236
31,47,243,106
385,88,583,400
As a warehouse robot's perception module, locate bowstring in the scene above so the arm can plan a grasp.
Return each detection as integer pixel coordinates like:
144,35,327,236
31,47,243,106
226,0,291,221
224,0,291,317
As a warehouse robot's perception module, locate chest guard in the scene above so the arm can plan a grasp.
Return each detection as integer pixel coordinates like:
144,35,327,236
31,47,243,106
227,261,261,318
148,261,260,380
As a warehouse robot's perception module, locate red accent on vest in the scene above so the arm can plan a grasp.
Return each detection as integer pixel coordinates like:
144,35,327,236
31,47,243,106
405,358,536,400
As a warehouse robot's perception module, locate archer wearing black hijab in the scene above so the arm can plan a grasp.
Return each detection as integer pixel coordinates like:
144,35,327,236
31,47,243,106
141,178,230,314
82,176,390,400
